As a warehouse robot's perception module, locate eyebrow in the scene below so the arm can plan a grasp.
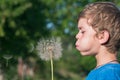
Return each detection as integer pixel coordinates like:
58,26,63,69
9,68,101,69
78,26,84,29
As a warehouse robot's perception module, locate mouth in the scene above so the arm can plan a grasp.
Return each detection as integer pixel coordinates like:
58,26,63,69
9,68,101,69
75,44,79,48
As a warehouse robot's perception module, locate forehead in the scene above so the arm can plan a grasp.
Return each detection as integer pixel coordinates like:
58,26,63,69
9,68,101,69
78,18,91,28
78,18,97,35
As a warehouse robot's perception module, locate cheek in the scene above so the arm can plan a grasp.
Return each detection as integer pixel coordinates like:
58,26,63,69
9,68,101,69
81,38,93,49
77,36,97,51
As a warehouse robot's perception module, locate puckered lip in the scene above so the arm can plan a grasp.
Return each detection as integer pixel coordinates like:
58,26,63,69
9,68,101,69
75,44,79,51
75,43,79,48
75,41,79,47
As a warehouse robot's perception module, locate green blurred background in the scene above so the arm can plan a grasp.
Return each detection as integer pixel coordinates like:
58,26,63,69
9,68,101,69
0,0,120,80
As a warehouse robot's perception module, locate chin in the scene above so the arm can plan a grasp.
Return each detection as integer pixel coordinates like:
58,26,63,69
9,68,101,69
80,51,93,56
80,53,90,56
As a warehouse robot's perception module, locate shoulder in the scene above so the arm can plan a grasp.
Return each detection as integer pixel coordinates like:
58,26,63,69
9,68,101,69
99,63,120,73
86,63,120,80
97,63,120,80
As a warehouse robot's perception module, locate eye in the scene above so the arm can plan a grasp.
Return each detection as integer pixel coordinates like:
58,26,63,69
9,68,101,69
78,26,85,34
80,30,85,34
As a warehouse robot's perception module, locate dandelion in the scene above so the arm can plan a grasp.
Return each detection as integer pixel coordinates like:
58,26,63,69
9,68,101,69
36,37,62,61
3,54,13,66
36,37,63,80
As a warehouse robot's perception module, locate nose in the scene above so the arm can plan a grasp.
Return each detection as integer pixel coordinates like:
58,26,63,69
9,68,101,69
76,33,79,39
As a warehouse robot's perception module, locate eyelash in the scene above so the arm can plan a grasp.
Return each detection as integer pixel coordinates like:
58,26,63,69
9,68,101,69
80,30,85,34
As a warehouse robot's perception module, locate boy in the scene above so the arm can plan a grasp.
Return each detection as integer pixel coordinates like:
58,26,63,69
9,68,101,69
75,2,120,80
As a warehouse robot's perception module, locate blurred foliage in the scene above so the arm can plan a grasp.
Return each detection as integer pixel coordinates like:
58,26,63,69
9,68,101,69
0,0,120,80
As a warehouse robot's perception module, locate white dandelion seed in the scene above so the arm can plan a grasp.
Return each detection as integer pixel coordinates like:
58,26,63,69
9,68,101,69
3,54,13,66
36,37,63,61
36,37,63,80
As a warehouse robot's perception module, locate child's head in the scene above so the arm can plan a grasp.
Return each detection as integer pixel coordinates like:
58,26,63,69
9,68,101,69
78,2,120,53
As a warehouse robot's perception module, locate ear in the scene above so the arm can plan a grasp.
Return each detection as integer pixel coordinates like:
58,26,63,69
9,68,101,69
98,30,109,44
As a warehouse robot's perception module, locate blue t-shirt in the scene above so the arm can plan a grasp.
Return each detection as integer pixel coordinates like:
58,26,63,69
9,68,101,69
86,63,120,80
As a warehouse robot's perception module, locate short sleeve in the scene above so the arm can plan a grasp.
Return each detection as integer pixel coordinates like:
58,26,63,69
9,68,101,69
97,68,120,80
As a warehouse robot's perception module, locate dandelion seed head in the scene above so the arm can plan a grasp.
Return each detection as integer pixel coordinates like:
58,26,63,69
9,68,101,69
36,37,63,61
3,54,13,60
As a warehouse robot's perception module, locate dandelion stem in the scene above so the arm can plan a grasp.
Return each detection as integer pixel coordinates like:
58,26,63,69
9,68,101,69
6,59,8,67
50,51,54,80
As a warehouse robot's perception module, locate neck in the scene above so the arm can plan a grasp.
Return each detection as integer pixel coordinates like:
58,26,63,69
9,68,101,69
95,50,118,68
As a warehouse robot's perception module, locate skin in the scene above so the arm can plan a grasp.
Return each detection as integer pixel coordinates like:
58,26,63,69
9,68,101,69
76,18,100,56
75,18,118,67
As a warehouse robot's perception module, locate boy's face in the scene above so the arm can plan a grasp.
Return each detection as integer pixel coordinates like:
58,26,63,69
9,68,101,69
75,18,100,56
